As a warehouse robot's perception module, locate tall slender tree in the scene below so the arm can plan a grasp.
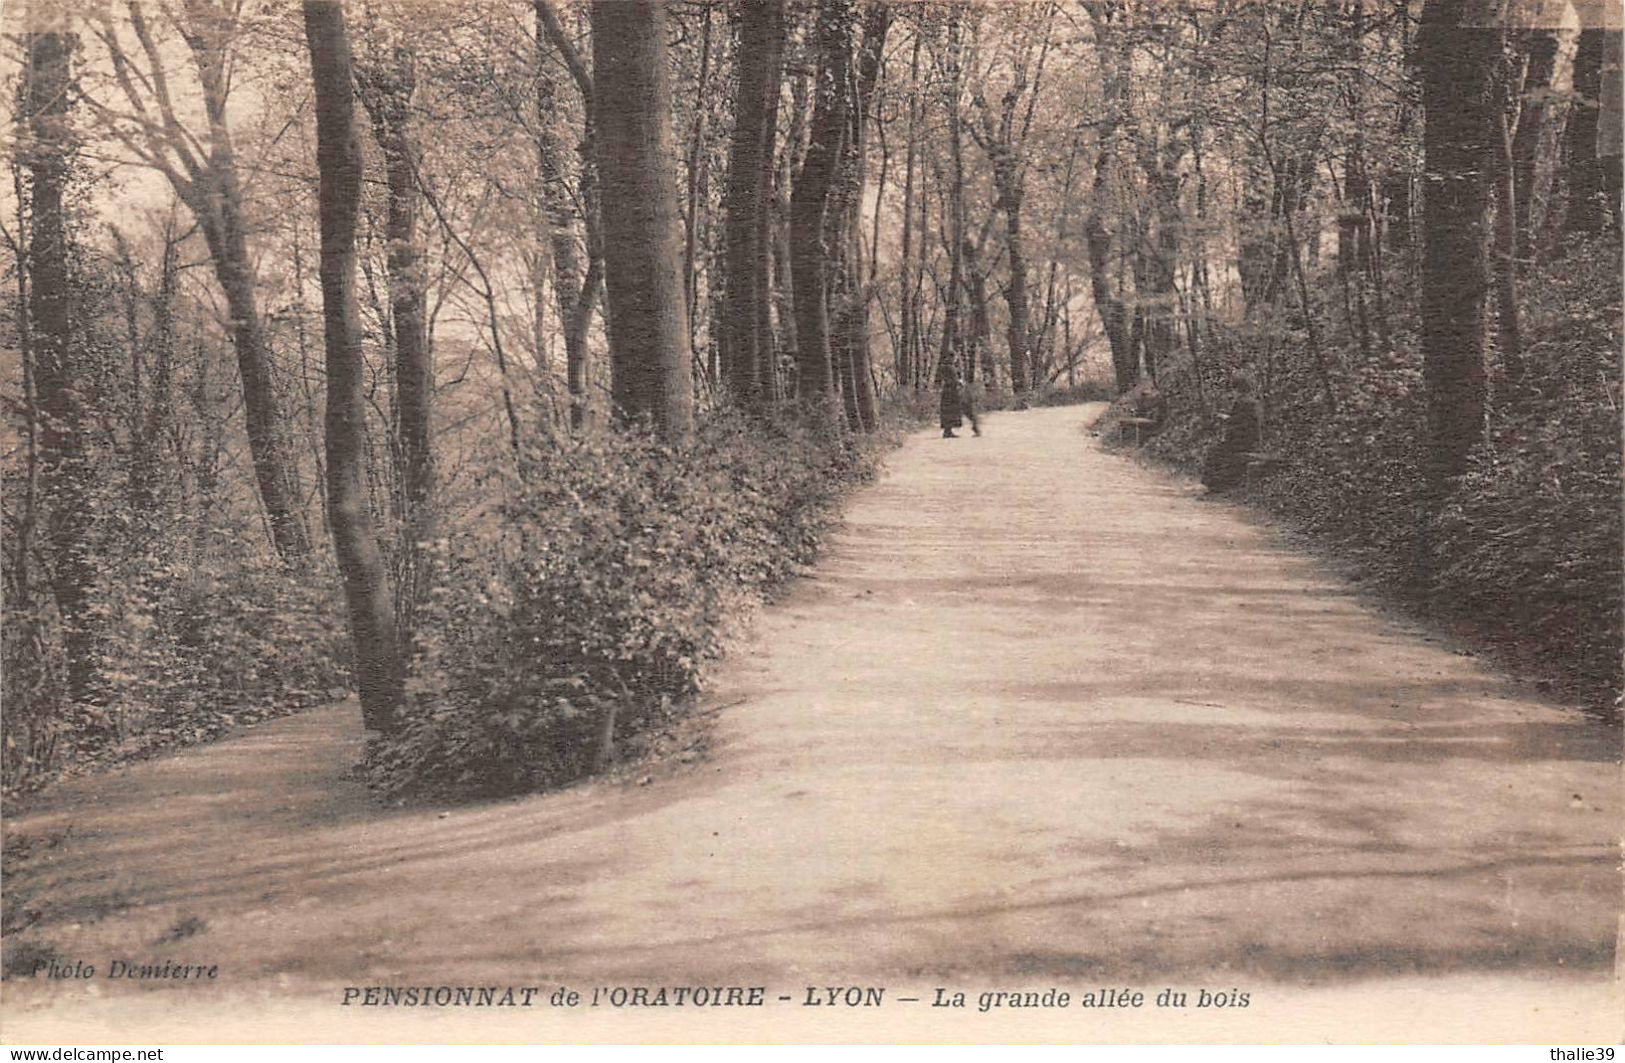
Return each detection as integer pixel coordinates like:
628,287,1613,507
1418,0,1506,486
1082,0,1137,393
304,0,403,734
355,38,434,633
85,0,311,560
533,0,601,432
791,0,854,419
896,27,924,392
591,0,694,441
722,0,787,413
970,2,1055,397
20,6,97,706
1510,17,1579,259
831,0,890,431
1563,28,1607,235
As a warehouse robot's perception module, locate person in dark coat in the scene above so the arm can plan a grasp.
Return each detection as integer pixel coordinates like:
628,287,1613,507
940,372,963,437
939,369,980,438
1200,372,1263,493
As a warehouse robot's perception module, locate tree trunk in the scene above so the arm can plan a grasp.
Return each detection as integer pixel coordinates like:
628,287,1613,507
1140,162,1182,386
143,226,179,507
961,235,996,388
191,182,311,561
773,61,811,398
789,0,853,418
681,6,715,354
1511,26,1578,260
1491,63,1523,381
356,49,434,636
1035,136,1083,383
533,2,598,432
1382,0,1419,258
1084,188,1134,392
22,18,97,706
1562,28,1606,235
975,35,1048,397
1601,32,1624,238
1002,193,1031,395
911,146,930,390
833,0,888,432
304,0,404,734
1082,0,1136,394
934,9,971,390
1419,0,1503,487
182,22,313,562
721,0,786,413
591,0,695,441
897,31,922,392
86,2,308,560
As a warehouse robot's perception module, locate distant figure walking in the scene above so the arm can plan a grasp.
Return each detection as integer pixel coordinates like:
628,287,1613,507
1200,372,1262,493
939,371,981,438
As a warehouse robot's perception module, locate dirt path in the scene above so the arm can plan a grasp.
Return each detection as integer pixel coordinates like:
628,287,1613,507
5,404,1620,1043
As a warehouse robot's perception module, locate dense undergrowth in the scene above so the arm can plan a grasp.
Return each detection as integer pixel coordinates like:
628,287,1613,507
2,511,353,798
1108,241,1623,714
4,404,897,803
364,407,894,801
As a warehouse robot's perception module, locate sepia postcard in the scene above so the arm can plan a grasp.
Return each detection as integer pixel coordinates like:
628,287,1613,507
1,0,1621,1046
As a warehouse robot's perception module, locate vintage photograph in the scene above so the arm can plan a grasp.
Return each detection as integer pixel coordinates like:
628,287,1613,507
1,0,1620,1045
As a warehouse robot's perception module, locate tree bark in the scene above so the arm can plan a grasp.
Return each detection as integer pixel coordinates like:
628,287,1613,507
84,3,309,558
1137,157,1182,386
181,8,311,562
591,0,695,441
722,0,786,413
681,6,715,354
191,182,311,561
356,47,434,634
1003,205,1032,394
1491,63,1524,381
1381,0,1419,258
1082,0,1136,394
22,18,97,706
971,7,1052,398
790,0,852,419
1510,26,1578,260
832,0,888,432
932,8,971,391
1562,28,1606,235
959,236,985,386
533,0,600,431
304,0,404,734
897,31,922,392
1419,0,1503,487
1084,178,1134,392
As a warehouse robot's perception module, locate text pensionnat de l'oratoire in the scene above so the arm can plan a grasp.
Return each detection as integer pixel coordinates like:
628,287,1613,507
336,985,1252,1011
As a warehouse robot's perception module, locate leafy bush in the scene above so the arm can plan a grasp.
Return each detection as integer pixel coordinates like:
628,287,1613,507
367,409,886,800
1121,239,1622,709
2,510,351,795
94,533,352,754
1431,406,1621,692
1429,243,1623,694
1259,354,1435,588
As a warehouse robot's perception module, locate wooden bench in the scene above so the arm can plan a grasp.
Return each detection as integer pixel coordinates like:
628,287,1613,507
1116,416,1158,447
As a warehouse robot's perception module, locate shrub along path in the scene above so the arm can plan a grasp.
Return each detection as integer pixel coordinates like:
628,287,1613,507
4,404,1620,1042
